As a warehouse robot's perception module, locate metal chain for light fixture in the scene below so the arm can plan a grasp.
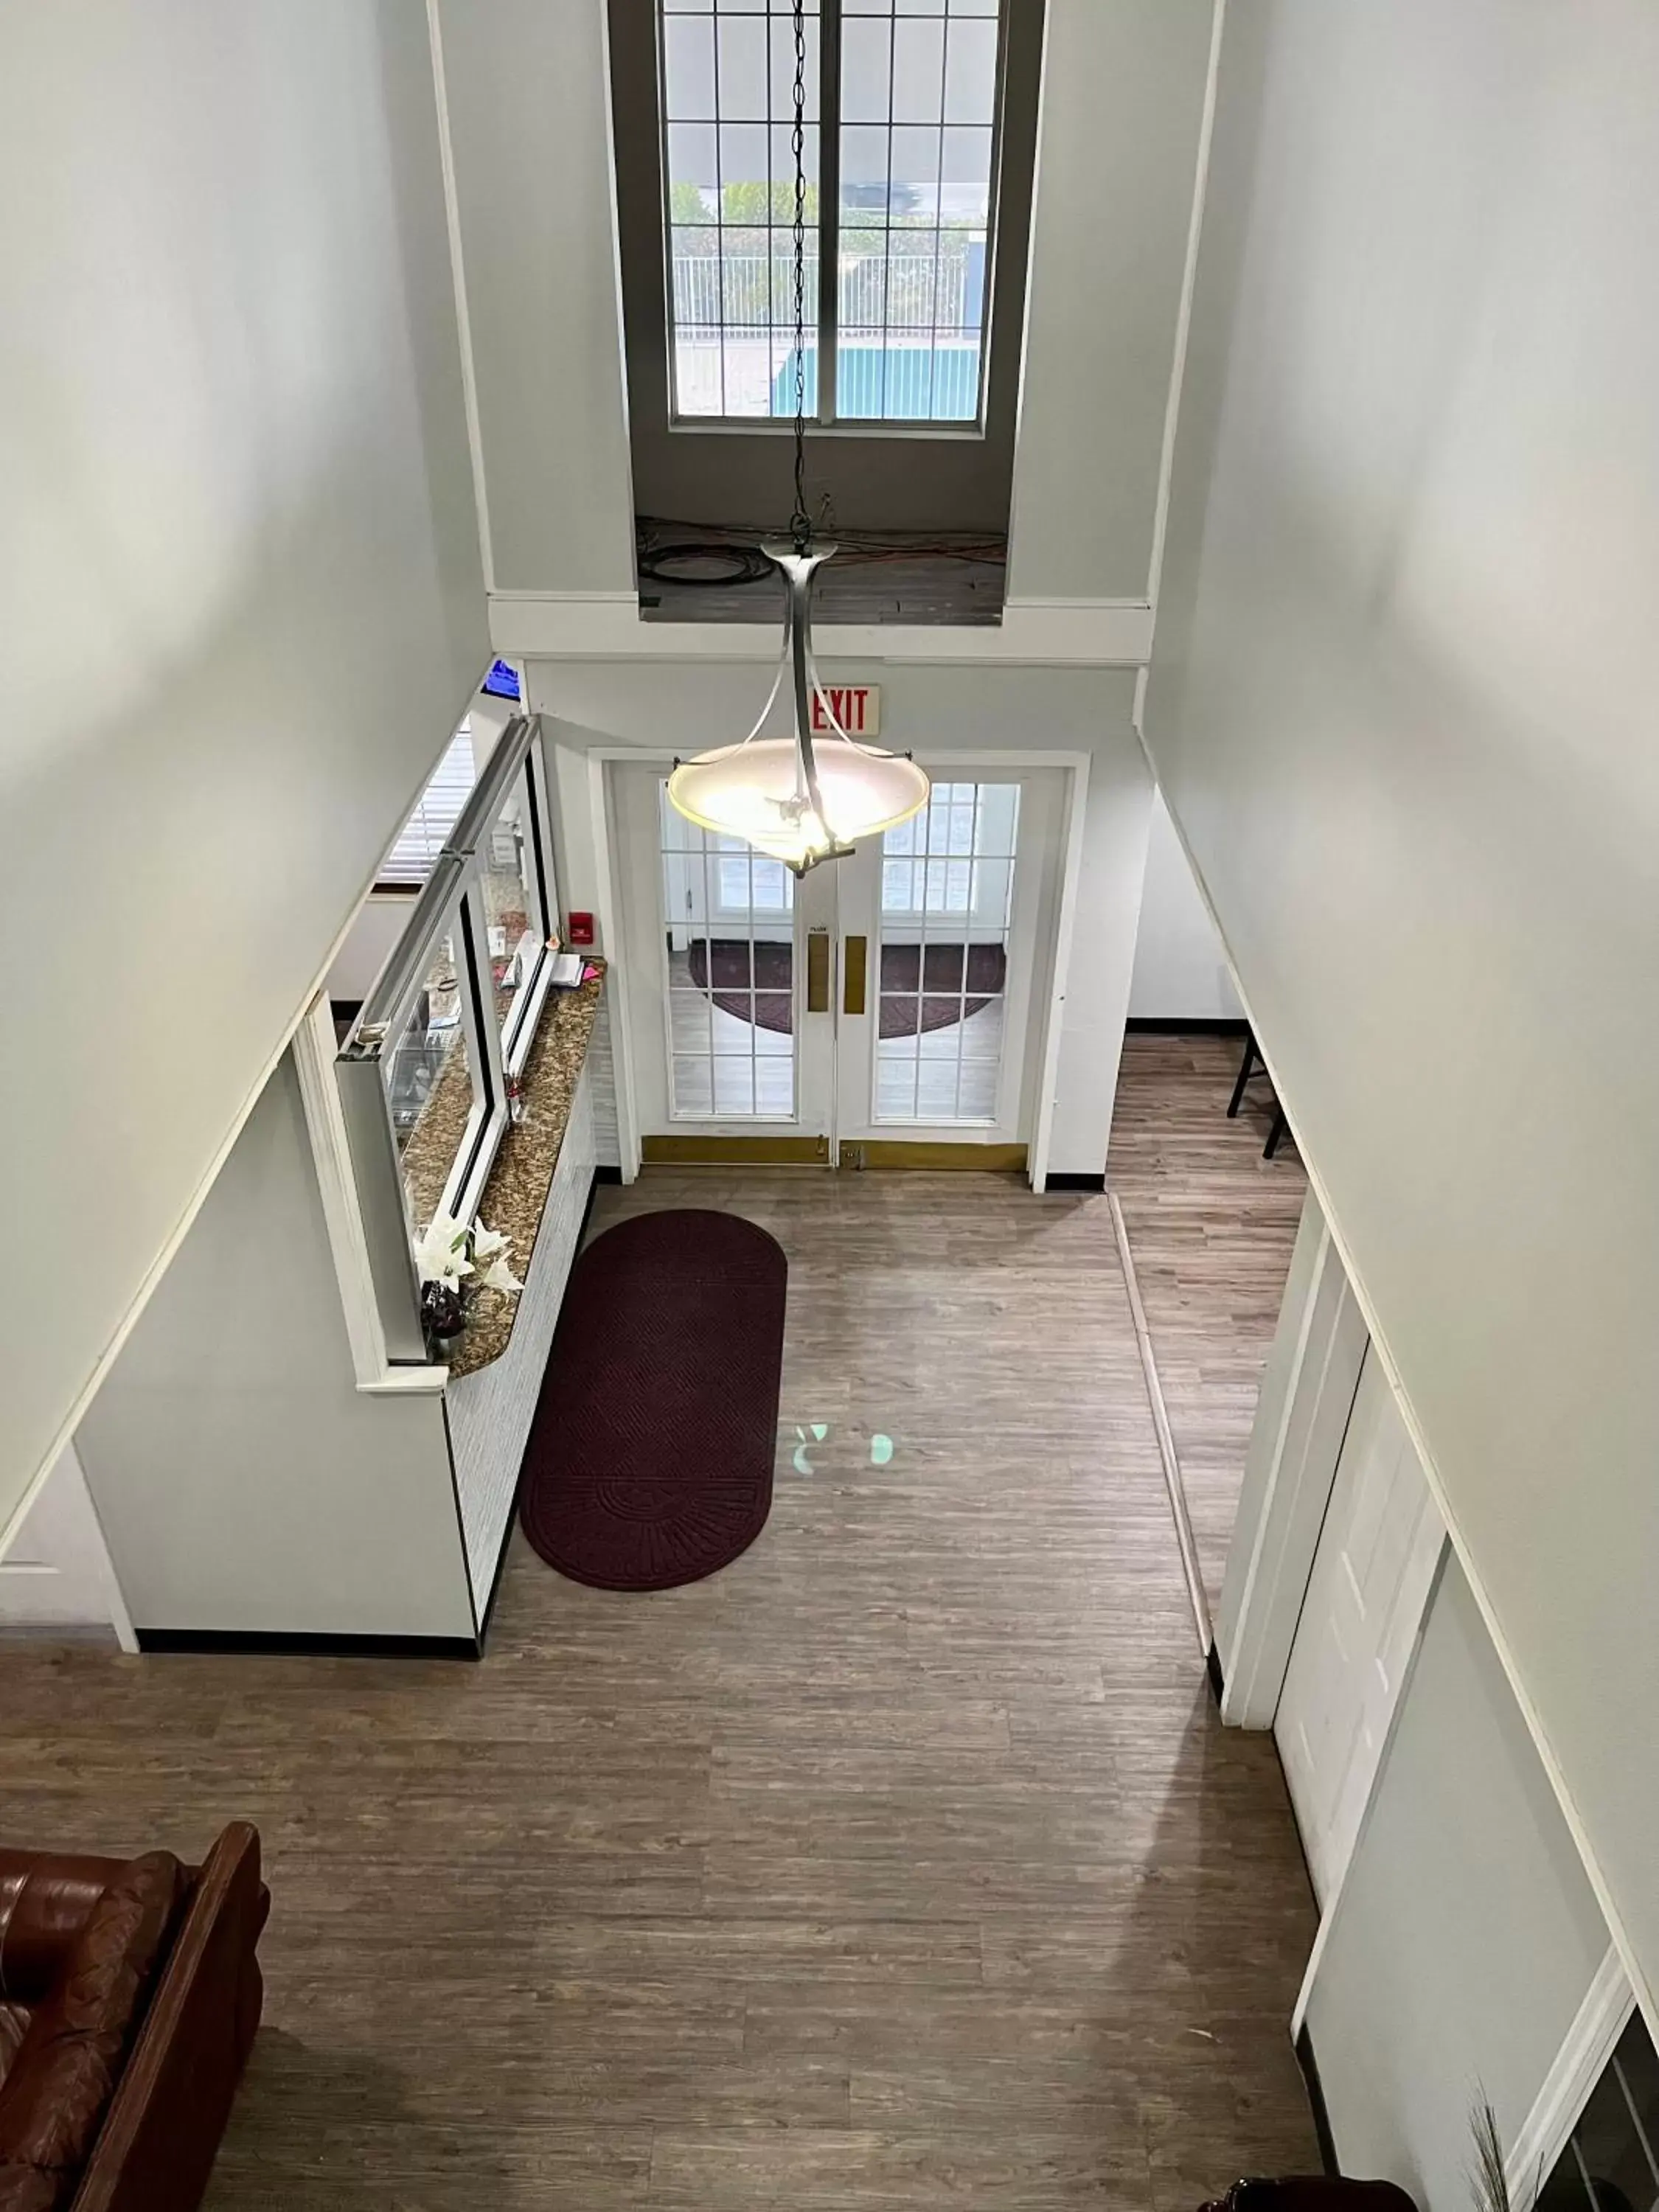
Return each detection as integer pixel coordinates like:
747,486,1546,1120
664,0,930,875
788,0,811,556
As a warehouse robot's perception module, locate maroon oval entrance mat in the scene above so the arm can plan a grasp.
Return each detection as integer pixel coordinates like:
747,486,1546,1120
519,1209,787,1591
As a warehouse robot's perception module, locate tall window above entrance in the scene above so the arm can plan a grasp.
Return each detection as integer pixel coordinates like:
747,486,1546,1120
658,0,1006,425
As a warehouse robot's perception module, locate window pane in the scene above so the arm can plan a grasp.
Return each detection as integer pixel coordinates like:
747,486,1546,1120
664,15,715,116
388,933,478,1236
661,782,796,1121
943,14,998,122
841,123,889,214
720,324,777,417
717,14,770,118
841,15,891,122
479,766,546,1037
667,121,719,203
890,125,942,215
882,858,917,911
380,724,479,887
661,0,997,424
661,1,821,420
719,122,770,203
713,1059,757,1115
673,327,723,416
941,126,992,226
893,16,945,122
887,233,938,325
874,783,1018,1125
832,3,999,420
720,226,767,319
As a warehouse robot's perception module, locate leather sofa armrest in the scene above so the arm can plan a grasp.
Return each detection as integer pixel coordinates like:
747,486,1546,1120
69,1824,268,2212
0,1857,175,2012
0,1853,184,2210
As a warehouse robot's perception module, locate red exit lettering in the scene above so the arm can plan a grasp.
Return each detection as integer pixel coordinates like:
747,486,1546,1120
810,684,881,738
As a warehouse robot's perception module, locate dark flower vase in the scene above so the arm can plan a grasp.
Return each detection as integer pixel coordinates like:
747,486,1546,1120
420,1281,467,1361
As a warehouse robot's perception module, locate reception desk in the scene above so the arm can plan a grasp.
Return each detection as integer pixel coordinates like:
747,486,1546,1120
77,975,611,1656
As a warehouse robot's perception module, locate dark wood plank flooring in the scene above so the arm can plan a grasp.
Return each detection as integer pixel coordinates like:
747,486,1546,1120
1108,1033,1310,1618
0,1169,1316,2209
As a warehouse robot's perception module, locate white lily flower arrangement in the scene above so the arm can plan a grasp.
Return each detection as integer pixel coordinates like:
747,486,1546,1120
414,1212,524,1298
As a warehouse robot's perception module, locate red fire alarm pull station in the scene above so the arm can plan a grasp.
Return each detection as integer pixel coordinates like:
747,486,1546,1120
567,911,595,947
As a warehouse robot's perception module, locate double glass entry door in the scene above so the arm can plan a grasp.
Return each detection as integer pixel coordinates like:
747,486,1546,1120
615,764,1063,1165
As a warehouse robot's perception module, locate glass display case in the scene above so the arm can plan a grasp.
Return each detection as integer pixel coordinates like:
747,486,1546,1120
335,714,560,1361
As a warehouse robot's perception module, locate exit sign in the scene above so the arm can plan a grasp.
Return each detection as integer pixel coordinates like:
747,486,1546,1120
810,684,881,739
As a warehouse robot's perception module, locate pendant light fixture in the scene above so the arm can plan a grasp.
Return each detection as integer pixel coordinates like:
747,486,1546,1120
666,0,930,877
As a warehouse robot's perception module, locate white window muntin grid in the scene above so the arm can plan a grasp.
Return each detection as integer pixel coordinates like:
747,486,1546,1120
875,779,1018,1124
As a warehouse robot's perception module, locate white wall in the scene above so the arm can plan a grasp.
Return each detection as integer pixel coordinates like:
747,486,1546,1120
1127,789,1242,1022
1007,0,1217,602
1144,0,1659,2022
77,1053,473,1642
327,893,420,1006
527,658,1152,1178
1049,742,1154,1175
434,0,636,594
1305,1555,1610,2211
0,4,490,1548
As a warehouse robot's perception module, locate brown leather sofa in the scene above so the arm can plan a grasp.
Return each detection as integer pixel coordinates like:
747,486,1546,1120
0,1823,267,2212
1202,2183,1419,2212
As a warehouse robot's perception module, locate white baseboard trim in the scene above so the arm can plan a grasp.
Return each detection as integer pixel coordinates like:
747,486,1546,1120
488,591,1154,667
1506,1946,1634,2208
1109,1190,1214,1654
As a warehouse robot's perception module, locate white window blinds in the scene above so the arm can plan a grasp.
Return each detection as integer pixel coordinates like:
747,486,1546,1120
378,724,478,886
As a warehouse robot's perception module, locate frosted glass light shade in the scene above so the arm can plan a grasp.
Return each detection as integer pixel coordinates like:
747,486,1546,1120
665,540,931,873
668,737,930,871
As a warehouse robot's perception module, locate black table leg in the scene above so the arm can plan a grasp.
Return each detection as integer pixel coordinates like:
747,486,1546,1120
1228,1035,1258,1119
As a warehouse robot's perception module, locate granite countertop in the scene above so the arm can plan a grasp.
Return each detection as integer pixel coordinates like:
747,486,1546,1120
444,962,605,1381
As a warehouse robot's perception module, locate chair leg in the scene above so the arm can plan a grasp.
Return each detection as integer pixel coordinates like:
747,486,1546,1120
1265,1108,1287,1160
1227,1037,1257,1119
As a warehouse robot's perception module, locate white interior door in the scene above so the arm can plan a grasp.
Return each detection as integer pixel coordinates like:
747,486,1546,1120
835,770,1063,1151
0,1444,135,1646
1275,1348,1446,1902
614,762,838,1153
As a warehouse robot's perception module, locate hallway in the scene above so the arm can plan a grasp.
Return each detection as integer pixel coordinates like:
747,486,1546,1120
1109,1034,1309,1616
0,1172,1317,2211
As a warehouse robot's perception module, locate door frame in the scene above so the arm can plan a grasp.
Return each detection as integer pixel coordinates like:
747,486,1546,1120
598,747,1090,1185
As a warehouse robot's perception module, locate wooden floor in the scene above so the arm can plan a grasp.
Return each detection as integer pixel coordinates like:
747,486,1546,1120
1107,1032,1310,1617
0,1167,1317,2211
